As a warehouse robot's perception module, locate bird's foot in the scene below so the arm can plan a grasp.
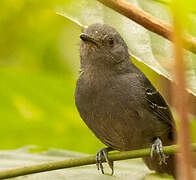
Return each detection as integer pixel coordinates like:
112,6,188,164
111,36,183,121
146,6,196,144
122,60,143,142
95,147,114,175
150,138,168,165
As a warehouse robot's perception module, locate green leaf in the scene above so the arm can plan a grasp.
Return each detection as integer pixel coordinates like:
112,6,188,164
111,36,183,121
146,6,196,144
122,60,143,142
56,0,196,93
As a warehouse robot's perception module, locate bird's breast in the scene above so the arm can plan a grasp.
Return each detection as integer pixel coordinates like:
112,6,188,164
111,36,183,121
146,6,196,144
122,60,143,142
75,74,144,150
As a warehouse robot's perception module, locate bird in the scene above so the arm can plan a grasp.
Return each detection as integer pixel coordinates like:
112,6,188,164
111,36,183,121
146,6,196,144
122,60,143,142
74,23,177,178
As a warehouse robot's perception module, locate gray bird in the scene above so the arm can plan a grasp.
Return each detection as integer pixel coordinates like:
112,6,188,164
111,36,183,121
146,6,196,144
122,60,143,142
75,23,176,178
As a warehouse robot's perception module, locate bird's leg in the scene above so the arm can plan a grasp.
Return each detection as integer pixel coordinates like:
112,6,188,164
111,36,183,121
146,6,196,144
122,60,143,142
95,147,114,175
150,138,168,165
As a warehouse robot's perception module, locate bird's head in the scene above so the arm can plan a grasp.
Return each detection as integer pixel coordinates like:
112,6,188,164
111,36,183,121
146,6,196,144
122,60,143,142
80,23,130,70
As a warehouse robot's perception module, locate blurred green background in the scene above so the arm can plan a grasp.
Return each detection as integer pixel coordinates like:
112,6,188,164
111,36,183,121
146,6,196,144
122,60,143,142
0,0,103,154
1,0,196,155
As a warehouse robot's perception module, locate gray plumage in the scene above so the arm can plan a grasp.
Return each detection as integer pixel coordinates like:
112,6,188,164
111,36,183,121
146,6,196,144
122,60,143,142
75,23,176,177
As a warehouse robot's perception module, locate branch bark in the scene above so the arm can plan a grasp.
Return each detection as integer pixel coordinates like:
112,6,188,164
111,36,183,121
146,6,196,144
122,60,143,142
0,144,196,179
171,1,194,179
97,0,196,54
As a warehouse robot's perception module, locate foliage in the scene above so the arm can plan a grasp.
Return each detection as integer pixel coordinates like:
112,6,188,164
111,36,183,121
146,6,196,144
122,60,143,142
0,0,196,156
0,0,103,153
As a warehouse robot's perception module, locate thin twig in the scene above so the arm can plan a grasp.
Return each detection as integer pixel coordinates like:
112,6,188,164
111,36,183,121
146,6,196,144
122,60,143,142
97,0,196,54
171,1,195,179
0,144,196,179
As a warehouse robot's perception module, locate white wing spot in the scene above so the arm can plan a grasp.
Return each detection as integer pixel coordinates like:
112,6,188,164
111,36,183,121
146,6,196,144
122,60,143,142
152,103,167,109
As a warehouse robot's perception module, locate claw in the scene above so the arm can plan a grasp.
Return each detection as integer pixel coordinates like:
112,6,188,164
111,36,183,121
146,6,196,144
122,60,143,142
95,147,114,175
150,138,168,165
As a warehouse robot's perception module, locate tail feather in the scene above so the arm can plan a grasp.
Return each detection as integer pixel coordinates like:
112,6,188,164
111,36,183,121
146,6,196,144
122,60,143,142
143,154,176,178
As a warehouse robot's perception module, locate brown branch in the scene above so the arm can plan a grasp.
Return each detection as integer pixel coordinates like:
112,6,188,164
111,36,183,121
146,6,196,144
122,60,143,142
172,1,194,179
97,0,196,54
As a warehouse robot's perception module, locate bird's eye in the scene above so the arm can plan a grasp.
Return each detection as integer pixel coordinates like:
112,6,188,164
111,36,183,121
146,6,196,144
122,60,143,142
108,38,114,46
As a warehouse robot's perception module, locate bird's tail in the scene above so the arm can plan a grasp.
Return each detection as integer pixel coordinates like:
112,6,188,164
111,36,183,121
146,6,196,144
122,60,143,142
143,154,176,178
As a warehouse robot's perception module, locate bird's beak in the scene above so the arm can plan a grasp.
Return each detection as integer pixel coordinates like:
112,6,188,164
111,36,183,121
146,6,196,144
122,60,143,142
80,33,98,45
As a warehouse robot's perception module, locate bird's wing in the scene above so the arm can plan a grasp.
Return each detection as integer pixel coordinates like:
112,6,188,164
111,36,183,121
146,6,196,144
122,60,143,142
142,77,175,127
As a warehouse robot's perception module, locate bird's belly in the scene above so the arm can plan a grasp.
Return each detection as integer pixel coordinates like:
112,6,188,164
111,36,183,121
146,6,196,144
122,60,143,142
75,83,170,151
82,107,166,151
